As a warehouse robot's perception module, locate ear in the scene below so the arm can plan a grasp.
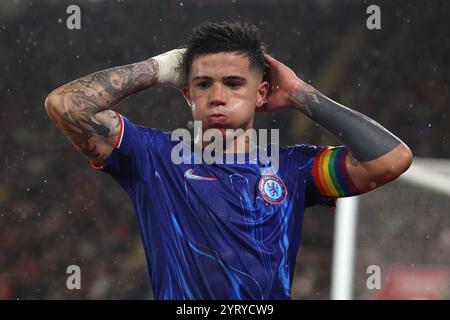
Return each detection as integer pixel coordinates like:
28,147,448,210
182,86,192,109
256,81,270,109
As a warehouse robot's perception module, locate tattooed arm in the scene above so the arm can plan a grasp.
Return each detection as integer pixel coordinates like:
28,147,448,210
262,54,413,195
45,48,185,166
289,84,412,194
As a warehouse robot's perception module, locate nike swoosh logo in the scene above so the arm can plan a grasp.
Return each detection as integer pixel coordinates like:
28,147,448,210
184,169,218,181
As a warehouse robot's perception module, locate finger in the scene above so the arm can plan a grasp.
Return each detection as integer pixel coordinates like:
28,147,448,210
264,54,278,65
263,63,271,81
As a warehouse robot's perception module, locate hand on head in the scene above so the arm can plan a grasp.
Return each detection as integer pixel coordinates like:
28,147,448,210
257,54,304,113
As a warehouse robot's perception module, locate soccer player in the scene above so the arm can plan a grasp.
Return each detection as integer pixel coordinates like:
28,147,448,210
44,21,412,299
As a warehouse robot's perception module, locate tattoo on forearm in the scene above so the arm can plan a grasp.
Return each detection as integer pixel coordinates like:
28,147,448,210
289,86,402,162
349,153,359,166
288,93,313,117
48,59,158,160
56,59,159,110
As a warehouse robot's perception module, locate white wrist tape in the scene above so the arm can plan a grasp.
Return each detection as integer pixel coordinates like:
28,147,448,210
152,48,186,86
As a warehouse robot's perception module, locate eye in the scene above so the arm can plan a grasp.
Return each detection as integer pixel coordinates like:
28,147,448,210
227,81,242,89
196,82,210,89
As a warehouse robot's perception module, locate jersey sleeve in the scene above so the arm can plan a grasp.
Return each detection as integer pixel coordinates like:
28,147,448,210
89,112,152,192
305,145,359,208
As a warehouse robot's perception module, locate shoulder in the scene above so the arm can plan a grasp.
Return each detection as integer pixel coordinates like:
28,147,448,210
139,125,172,143
123,116,173,144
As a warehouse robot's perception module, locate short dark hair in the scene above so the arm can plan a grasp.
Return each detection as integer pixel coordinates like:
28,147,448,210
184,21,266,78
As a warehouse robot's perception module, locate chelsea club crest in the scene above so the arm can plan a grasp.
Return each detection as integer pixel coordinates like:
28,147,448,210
258,175,287,204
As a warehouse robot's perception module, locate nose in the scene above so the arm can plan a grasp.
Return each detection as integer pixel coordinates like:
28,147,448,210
208,83,226,107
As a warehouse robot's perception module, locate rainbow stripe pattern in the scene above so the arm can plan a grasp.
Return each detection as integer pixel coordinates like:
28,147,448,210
312,146,359,197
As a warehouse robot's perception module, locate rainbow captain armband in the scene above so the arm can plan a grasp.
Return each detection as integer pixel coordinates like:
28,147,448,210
312,146,359,198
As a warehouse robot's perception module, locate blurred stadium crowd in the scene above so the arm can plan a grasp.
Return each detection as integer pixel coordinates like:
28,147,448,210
0,0,448,299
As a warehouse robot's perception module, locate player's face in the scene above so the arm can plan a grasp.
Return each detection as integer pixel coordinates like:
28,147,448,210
183,52,269,133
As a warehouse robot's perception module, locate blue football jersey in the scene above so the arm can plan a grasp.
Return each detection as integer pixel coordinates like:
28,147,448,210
91,113,334,300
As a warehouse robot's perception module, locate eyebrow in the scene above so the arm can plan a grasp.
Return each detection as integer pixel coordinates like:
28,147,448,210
192,75,247,82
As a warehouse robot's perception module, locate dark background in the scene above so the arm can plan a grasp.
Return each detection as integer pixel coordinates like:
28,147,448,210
0,0,448,299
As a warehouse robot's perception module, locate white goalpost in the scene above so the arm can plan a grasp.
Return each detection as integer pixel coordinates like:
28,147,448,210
330,196,359,300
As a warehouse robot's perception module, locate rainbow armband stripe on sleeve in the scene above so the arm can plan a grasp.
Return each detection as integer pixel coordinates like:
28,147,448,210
312,146,359,197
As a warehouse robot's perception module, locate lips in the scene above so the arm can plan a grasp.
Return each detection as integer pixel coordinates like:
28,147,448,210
207,113,229,123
